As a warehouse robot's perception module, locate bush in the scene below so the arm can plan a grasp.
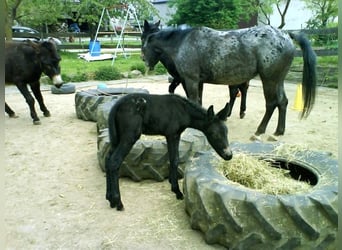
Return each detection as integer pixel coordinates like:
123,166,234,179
94,66,122,81
154,63,168,75
62,72,88,82
130,62,146,74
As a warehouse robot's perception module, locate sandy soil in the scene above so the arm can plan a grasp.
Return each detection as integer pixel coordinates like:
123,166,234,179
5,75,338,249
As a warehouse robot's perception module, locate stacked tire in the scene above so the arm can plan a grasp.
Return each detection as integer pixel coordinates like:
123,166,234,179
97,127,209,181
74,87,210,181
75,88,149,122
184,142,338,249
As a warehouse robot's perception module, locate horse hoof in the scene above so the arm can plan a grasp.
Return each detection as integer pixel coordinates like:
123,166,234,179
33,120,41,125
44,111,51,117
176,192,184,200
9,113,19,118
267,135,279,141
116,203,124,211
240,113,245,119
250,134,262,141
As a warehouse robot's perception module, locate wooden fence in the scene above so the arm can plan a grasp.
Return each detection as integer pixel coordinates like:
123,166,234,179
20,27,336,56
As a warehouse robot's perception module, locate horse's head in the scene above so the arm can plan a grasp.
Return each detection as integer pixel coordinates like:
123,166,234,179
141,33,162,71
141,20,160,44
205,103,233,160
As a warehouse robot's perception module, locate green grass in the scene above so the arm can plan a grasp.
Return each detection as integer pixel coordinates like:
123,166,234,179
292,55,337,67
59,51,159,82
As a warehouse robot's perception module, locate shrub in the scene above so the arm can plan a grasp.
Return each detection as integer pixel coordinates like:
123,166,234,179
130,62,146,74
94,66,122,81
62,72,88,82
154,63,168,75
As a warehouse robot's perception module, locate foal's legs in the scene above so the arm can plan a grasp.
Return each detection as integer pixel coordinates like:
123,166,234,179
239,81,249,119
106,139,137,210
255,80,288,136
227,85,239,117
185,80,201,104
30,82,51,117
106,115,142,210
5,102,17,118
16,83,40,124
168,77,180,93
166,134,183,200
274,87,288,136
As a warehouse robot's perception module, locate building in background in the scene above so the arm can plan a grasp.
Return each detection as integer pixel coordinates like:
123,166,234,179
150,0,175,28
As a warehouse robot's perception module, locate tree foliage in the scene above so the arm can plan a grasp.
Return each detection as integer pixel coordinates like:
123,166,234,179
168,0,258,29
5,0,157,39
6,0,64,29
258,0,291,29
65,0,158,39
303,0,337,28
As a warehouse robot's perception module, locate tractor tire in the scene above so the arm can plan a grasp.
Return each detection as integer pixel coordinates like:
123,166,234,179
97,128,210,182
96,100,117,132
184,142,338,250
74,88,149,122
51,83,76,94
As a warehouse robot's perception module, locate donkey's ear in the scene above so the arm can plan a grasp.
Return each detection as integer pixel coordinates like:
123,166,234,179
155,20,161,26
207,105,215,120
216,103,230,121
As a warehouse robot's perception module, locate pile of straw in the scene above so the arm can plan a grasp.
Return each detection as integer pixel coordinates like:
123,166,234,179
216,148,312,195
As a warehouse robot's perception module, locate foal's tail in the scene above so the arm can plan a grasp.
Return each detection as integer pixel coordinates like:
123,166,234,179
290,32,317,118
108,103,120,148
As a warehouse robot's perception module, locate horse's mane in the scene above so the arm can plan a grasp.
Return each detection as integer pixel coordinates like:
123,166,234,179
170,94,208,120
149,27,193,47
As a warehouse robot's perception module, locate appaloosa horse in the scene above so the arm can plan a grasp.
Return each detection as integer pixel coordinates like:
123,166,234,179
5,39,63,124
105,93,232,210
141,25,317,137
142,20,249,119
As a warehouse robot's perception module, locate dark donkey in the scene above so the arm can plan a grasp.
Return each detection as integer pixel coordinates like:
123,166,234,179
106,93,232,210
142,20,249,119
142,25,317,137
5,39,63,124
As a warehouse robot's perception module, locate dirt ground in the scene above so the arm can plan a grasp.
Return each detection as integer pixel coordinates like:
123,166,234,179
5,75,338,249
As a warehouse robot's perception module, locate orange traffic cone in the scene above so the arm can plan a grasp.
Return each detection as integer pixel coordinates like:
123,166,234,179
292,83,304,111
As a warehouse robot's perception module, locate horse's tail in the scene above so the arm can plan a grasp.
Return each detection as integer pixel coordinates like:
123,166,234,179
108,102,120,149
289,32,317,118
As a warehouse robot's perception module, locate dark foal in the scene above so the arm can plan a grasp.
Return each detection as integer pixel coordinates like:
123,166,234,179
106,93,233,210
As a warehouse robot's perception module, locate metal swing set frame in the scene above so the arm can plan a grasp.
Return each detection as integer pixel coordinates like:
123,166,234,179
90,3,142,65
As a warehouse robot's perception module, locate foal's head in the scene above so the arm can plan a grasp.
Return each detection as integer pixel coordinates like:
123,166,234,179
205,103,232,160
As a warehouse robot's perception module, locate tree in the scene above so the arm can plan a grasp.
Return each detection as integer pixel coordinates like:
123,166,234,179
303,0,337,29
66,0,158,40
5,0,66,39
168,0,258,29
258,0,292,29
5,0,157,40
5,0,23,40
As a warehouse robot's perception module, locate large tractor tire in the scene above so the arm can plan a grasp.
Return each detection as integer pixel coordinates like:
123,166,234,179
74,88,149,122
97,128,210,182
184,142,338,249
96,100,117,132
